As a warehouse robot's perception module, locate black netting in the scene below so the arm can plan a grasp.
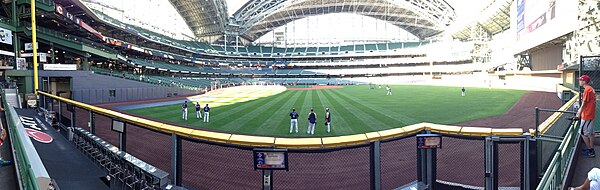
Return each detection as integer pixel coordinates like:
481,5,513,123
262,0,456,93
182,140,261,189
381,137,417,190
92,112,120,146
436,136,485,187
498,142,522,189
125,124,172,181
74,107,91,132
274,147,370,190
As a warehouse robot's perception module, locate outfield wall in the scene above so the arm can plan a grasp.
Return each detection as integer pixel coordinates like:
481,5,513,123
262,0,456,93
37,88,577,189
346,73,562,92
39,71,198,104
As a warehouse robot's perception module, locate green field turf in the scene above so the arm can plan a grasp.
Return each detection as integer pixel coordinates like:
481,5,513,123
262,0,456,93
125,85,527,137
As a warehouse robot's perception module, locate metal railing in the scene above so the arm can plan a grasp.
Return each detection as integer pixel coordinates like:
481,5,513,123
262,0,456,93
536,87,579,190
2,89,50,190
536,119,579,190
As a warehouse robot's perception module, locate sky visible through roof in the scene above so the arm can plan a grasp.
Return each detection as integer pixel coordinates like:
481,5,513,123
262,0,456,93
84,0,490,45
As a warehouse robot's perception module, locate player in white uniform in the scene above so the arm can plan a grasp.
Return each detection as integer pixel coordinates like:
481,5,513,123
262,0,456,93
386,85,392,95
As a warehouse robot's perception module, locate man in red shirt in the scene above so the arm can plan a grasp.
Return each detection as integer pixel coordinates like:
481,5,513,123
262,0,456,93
577,75,596,157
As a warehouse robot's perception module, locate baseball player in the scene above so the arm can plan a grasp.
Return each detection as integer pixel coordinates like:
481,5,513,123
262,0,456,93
195,102,202,119
307,108,317,135
182,100,188,120
0,124,11,167
386,85,392,95
203,104,210,123
325,108,331,133
290,108,299,133
461,87,466,97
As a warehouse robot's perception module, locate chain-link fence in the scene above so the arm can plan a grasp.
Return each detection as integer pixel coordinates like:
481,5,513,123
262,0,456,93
380,136,417,189
181,139,261,189
498,142,523,189
580,55,600,133
39,92,542,190
437,136,486,188
126,124,173,181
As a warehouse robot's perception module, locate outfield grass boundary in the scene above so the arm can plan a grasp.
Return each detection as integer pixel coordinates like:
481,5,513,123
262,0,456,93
37,89,572,149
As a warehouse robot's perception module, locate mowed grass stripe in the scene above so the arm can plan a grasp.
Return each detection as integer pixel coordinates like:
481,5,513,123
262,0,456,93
320,89,379,133
329,88,413,126
332,89,406,129
315,89,353,135
127,85,529,137
332,87,419,124
218,90,296,131
254,90,305,134
271,90,308,134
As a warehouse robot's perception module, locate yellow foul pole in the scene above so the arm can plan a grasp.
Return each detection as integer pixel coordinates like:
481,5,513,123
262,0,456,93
31,0,38,94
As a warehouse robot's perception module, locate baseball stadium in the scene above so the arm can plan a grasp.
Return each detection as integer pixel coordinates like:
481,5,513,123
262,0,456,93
0,0,597,189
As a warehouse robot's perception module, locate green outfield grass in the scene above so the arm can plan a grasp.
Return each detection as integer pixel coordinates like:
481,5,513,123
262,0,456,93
125,85,528,137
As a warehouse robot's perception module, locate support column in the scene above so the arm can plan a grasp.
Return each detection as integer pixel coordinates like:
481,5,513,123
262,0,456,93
171,134,182,186
82,56,89,71
11,0,18,69
50,43,55,65
370,141,381,190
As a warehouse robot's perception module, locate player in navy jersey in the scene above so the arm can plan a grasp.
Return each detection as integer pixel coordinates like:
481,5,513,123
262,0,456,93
203,104,210,123
325,108,331,133
307,109,317,135
182,100,188,120
195,102,202,119
290,108,299,133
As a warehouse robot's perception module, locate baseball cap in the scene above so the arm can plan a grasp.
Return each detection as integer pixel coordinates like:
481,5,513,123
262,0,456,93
578,75,591,83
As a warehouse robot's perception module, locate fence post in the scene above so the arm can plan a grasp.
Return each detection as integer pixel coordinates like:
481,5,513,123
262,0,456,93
89,110,95,134
556,148,563,186
119,123,127,152
70,105,76,128
171,134,182,186
370,140,381,190
57,100,61,124
528,136,539,189
535,107,539,136
485,136,498,190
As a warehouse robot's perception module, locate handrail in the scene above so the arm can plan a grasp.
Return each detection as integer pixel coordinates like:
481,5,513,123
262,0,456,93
536,85,580,190
2,90,50,190
536,118,579,190
37,91,527,149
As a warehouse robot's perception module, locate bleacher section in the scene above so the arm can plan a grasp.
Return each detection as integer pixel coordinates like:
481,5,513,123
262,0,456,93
87,7,431,58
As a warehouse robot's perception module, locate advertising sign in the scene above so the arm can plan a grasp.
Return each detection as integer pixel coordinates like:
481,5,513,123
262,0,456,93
253,148,288,170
